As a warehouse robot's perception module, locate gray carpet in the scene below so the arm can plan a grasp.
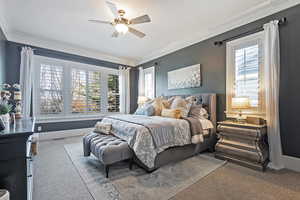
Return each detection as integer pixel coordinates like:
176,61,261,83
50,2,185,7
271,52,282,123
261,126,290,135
33,137,94,200
64,142,225,200
33,136,300,200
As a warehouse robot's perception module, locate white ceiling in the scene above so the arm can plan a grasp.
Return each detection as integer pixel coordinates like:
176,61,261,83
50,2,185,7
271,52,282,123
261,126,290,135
1,0,300,66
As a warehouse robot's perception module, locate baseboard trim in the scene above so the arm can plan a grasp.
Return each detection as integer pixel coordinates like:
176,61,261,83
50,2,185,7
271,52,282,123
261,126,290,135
282,155,300,172
38,128,94,141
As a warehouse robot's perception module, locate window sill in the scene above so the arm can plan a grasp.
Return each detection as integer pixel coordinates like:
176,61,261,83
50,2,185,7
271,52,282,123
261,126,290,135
35,113,121,123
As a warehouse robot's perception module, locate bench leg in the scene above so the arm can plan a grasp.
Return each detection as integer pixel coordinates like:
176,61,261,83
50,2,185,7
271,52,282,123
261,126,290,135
105,165,109,178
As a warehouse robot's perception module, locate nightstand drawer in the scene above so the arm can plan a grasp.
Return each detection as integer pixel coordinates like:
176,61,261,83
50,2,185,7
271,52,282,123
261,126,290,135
215,144,265,163
218,125,266,138
217,137,258,152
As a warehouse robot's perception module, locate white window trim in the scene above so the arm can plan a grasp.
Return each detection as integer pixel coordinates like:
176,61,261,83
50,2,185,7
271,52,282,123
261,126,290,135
226,31,266,118
144,66,156,99
33,55,119,121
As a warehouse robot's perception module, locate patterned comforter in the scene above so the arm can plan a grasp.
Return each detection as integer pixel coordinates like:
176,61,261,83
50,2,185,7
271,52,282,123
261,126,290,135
101,114,191,168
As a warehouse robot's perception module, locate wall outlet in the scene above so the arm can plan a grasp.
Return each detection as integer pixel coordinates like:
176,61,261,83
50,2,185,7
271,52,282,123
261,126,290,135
37,126,42,132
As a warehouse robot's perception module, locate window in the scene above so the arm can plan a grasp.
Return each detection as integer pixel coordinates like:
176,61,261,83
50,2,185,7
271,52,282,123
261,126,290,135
71,70,101,113
144,67,155,99
39,64,63,115
33,56,120,120
226,32,265,116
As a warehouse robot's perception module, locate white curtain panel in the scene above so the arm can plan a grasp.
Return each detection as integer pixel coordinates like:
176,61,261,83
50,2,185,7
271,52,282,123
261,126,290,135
264,20,284,169
119,66,131,114
20,47,34,119
138,67,145,97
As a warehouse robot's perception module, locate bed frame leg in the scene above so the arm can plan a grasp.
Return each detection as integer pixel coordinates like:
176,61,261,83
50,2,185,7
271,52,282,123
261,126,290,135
105,165,109,178
146,168,157,174
208,146,215,153
129,158,133,170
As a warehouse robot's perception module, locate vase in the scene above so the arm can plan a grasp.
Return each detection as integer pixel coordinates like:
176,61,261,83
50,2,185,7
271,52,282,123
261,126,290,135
0,113,10,123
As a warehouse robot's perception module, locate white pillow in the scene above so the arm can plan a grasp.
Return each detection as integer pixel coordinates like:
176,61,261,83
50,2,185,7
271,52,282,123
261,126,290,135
199,107,209,119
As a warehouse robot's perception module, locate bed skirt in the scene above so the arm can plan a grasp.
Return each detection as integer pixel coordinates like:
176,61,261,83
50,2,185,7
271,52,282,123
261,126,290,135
133,133,217,172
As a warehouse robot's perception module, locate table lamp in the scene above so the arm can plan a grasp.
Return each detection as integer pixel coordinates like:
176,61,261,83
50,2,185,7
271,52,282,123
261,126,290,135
232,97,250,122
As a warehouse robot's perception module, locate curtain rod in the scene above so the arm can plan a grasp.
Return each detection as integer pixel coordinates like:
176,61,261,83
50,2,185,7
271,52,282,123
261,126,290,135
214,17,287,46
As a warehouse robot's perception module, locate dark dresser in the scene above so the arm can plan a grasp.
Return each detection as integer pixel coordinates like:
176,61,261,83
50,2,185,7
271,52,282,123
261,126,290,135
215,121,269,171
0,119,35,200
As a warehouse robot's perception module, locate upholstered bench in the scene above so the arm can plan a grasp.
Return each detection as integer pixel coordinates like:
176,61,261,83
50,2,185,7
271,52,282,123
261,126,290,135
83,132,133,178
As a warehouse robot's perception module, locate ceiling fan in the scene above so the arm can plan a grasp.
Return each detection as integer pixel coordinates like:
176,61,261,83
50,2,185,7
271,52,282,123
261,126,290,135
89,1,151,38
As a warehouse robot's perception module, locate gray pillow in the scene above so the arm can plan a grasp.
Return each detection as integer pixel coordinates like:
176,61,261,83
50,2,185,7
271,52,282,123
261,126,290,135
188,104,209,119
134,103,155,116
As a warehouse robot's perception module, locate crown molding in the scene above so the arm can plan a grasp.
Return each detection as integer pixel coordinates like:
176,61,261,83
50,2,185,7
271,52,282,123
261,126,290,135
137,0,300,65
6,31,138,66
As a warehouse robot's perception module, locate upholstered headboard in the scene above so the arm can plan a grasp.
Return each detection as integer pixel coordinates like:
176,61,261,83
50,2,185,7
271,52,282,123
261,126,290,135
163,93,217,132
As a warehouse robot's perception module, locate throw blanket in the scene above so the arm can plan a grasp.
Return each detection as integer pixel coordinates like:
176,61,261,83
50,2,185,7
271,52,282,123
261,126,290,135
106,115,176,148
102,114,191,168
183,117,204,144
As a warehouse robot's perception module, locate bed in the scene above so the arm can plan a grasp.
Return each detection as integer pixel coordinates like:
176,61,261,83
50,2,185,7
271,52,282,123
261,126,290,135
102,93,217,172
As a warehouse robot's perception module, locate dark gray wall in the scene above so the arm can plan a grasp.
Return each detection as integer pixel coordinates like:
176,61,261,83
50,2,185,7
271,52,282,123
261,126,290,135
5,41,135,132
140,4,300,158
36,119,101,132
0,27,6,85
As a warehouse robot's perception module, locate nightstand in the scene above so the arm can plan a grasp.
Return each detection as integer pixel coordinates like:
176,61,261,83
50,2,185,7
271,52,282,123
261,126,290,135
215,121,269,171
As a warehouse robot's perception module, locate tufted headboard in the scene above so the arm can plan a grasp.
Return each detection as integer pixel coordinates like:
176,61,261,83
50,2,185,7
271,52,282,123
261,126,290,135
163,93,217,133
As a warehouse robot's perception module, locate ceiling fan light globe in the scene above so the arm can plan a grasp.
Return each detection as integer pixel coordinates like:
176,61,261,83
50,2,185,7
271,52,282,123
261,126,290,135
115,24,128,34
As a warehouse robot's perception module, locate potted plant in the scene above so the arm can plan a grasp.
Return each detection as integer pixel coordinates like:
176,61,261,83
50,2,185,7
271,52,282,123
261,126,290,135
0,102,12,123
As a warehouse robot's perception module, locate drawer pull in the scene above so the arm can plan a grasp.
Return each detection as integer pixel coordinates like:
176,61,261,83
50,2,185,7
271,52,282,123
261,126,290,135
27,175,33,178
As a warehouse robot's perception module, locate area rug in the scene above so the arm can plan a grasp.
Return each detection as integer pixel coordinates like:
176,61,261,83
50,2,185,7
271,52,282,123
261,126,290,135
64,143,226,200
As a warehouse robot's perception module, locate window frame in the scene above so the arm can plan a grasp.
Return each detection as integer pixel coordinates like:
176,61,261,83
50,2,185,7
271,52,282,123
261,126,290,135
33,55,119,121
226,31,265,117
143,66,155,99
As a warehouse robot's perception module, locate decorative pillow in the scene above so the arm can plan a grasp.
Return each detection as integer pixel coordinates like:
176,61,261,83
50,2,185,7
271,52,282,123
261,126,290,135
170,96,192,117
134,103,155,116
161,108,181,119
185,96,197,105
94,122,112,134
188,105,209,119
162,99,171,109
151,97,165,116
155,96,175,110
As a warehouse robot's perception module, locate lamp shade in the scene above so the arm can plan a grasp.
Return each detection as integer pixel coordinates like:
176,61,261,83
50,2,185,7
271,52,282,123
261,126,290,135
138,96,150,104
232,97,250,109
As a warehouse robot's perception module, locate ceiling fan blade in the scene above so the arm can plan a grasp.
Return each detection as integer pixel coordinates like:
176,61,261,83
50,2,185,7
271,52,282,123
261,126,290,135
130,15,151,25
128,27,146,38
89,20,111,25
112,31,119,38
106,1,119,18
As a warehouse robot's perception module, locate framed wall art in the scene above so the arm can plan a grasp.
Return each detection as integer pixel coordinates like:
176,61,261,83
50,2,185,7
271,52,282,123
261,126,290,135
167,64,201,90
